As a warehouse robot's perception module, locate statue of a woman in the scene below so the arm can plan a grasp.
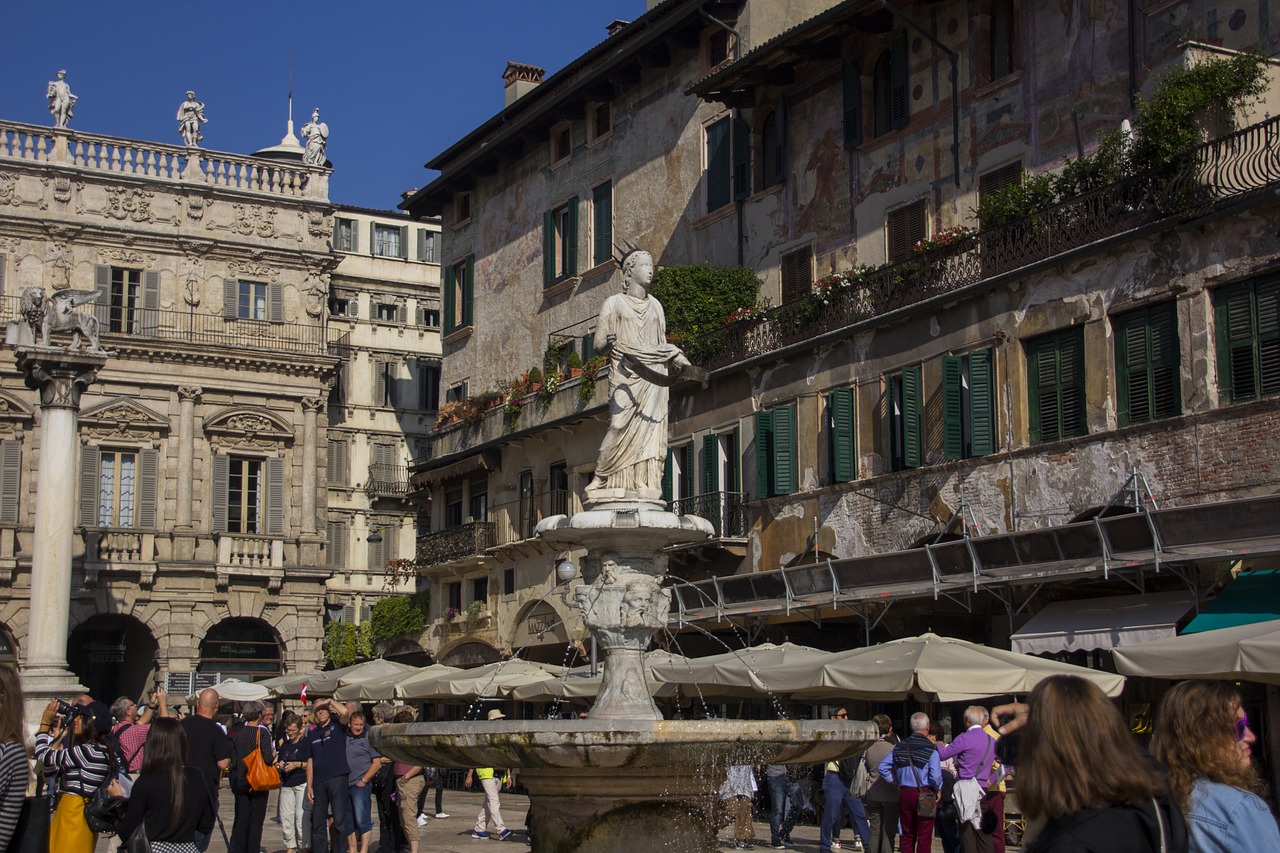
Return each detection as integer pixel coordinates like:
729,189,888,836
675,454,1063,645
585,249,693,506
301,108,329,166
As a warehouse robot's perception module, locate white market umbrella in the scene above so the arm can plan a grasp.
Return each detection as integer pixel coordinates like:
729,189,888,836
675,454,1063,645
649,642,833,698
334,663,458,701
511,651,686,702
395,659,566,701
260,664,357,699
760,633,1125,702
1114,619,1280,685
199,678,270,702
305,659,417,697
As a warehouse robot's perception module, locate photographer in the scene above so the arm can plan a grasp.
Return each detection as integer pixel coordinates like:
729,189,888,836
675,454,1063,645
34,698,119,852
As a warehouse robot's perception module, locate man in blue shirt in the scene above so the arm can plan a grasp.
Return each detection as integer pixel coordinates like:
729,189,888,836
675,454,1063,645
305,699,355,853
877,712,942,853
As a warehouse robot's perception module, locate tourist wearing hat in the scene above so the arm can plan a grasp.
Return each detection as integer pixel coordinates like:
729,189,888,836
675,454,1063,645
463,709,515,840
35,698,122,852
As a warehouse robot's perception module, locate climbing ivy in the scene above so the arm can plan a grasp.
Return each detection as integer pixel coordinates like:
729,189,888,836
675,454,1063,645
369,591,430,643
323,620,372,669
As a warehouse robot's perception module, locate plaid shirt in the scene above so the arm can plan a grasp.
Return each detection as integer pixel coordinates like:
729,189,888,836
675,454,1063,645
112,720,150,772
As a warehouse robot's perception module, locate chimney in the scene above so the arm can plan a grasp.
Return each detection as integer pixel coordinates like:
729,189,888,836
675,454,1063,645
606,19,630,37
503,61,545,107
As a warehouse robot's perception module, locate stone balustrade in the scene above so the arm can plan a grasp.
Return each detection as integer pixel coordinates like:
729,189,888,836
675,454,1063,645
83,529,157,585
215,533,285,591
0,120,328,200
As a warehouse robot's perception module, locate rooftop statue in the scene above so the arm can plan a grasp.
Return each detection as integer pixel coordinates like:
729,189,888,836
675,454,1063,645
5,286,113,355
46,70,77,129
177,91,207,147
301,108,328,167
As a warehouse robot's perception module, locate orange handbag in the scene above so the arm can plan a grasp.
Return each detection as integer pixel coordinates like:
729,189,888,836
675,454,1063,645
244,728,282,792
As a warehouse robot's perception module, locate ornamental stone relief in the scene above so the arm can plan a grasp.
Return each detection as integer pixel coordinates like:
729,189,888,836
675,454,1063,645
226,259,279,281
231,203,277,238
80,398,169,441
306,209,329,238
0,173,16,206
186,193,207,222
99,248,156,267
44,242,71,289
104,186,154,223
181,256,205,306
53,176,72,204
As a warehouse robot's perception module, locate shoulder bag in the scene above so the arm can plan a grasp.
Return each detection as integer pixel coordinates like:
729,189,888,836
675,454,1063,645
12,773,51,853
905,741,938,819
85,741,129,834
848,753,870,797
244,727,282,793
125,821,152,853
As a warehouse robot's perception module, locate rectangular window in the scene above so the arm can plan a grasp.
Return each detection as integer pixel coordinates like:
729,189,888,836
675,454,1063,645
374,360,398,408
420,306,441,328
417,360,441,411
326,520,347,569
592,181,613,268
550,122,573,165
761,108,785,188
108,268,141,334
887,367,922,471
1116,302,1180,425
468,473,488,522
369,523,396,572
827,387,857,483
327,438,349,488
518,470,535,540
1215,277,1280,403
503,567,516,596
543,198,579,285
980,161,1022,202
417,229,439,263
372,224,405,258
471,576,488,606
588,102,612,142
755,405,797,498
334,218,359,252
842,60,862,149
662,442,697,505
238,281,268,321
227,456,262,534
82,447,157,529
97,450,137,528
707,28,732,68
444,481,464,529
446,582,462,612
454,193,472,224
329,297,352,318
887,200,927,264
781,245,813,305
942,349,996,460
375,302,400,323
1027,327,1086,444
443,255,474,332
991,0,1016,81
704,114,750,215
445,382,467,404
0,440,20,526
549,462,569,517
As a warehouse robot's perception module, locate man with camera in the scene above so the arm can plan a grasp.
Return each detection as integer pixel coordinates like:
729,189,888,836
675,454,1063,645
110,688,169,776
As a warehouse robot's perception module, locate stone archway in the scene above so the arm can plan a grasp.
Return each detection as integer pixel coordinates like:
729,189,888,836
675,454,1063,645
438,641,502,668
199,617,283,682
67,614,158,702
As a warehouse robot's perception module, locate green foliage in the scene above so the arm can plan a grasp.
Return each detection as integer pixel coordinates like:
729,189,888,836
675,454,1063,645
463,599,485,628
527,366,542,385
323,621,372,669
1055,127,1133,198
578,354,608,406
974,171,1057,230
566,349,583,371
369,592,429,642
649,264,763,353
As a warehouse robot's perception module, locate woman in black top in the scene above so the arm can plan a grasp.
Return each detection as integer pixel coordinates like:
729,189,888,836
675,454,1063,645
114,717,213,852
228,699,275,853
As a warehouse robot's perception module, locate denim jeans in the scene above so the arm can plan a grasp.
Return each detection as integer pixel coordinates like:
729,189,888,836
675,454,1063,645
768,774,789,845
821,771,870,850
311,774,355,853
350,781,374,833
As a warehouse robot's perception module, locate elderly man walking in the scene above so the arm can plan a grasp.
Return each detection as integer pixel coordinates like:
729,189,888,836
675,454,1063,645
878,712,941,853
938,706,998,853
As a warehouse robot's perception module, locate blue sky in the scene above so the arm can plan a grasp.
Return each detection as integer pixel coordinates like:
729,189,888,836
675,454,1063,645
0,0,646,211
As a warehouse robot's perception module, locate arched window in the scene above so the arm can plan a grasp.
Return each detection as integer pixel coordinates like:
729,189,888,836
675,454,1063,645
873,50,893,138
761,110,784,188
199,618,282,681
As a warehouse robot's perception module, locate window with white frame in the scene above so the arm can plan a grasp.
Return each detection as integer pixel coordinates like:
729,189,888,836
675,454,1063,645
373,224,403,258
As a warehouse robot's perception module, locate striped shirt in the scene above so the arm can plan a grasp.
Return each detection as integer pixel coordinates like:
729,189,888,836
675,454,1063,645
34,733,112,797
0,740,30,851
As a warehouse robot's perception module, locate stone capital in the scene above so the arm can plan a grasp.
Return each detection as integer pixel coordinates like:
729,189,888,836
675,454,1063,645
178,385,203,402
16,347,108,410
301,396,325,413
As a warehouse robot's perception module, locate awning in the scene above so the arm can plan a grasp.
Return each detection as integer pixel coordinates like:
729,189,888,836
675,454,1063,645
1183,570,1280,634
1010,590,1196,655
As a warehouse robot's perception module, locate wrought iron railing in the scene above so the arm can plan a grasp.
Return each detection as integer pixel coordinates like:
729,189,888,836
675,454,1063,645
671,491,748,538
486,489,574,546
690,115,1280,371
367,463,410,498
415,522,494,567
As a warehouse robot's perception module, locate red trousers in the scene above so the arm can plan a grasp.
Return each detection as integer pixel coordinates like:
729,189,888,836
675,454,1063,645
898,787,935,853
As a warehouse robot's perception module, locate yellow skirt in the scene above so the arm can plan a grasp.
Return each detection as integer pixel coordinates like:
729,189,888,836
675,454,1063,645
50,793,98,853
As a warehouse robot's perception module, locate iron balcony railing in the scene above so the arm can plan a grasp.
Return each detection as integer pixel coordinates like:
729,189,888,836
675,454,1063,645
415,522,495,567
690,115,1280,371
367,463,410,498
671,491,748,539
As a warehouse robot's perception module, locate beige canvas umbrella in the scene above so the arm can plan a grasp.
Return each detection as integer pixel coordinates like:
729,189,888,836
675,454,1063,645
511,651,686,702
303,659,419,697
648,642,833,698
394,659,567,701
329,660,431,701
260,664,360,699
187,677,271,704
759,633,1125,702
1113,619,1280,685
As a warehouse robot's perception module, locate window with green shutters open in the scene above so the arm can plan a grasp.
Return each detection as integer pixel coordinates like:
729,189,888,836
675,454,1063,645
887,367,922,471
211,454,284,535
1215,277,1280,403
942,349,996,460
755,405,797,498
79,447,158,529
1027,327,1086,444
443,255,474,333
543,197,579,287
592,181,613,268
827,387,856,483
661,442,696,506
1115,302,1180,425
705,113,750,215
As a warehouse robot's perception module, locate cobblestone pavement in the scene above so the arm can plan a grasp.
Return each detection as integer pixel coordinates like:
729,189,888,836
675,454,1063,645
96,788,961,852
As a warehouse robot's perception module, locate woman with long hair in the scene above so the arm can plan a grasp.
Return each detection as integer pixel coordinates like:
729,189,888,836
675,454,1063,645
227,699,275,853
0,666,31,850
1149,680,1280,852
995,675,1187,852
114,717,213,851
34,698,117,852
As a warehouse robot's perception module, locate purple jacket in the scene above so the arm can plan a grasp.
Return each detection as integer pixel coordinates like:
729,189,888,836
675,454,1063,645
937,726,996,785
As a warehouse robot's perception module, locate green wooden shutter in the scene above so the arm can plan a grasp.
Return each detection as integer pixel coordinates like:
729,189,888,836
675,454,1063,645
681,443,695,500
775,404,797,495
755,410,773,498
140,270,160,337
661,447,673,504
137,448,158,529
732,113,751,201
829,388,856,482
79,446,100,526
443,263,457,333
1216,283,1258,402
1059,329,1085,439
842,60,862,149
93,265,112,325
268,281,284,324
543,209,556,286
969,348,995,456
211,453,229,532
566,196,579,277
902,367,922,468
706,117,731,214
0,440,21,525
223,278,238,320
729,427,741,492
1256,278,1280,397
265,456,284,536
890,30,909,130
462,255,475,327
703,434,718,494
593,181,612,267
942,355,964,460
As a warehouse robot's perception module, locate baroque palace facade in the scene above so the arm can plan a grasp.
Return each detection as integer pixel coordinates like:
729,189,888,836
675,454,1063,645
0,119,441,698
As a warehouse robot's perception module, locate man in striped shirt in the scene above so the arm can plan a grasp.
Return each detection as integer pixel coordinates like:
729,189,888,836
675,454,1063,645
110,688,169,775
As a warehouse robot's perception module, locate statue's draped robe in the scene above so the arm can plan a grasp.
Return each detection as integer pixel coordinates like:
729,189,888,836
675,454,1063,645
589,292,683,496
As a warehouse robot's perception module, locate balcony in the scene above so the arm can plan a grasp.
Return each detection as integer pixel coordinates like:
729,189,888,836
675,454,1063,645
671,492,748,539
214,533,285,590
691,115,1280,372
367,463,410,498
416,522,495,568
83,528,158,585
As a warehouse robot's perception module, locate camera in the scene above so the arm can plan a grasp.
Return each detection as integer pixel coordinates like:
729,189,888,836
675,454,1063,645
54,699,88,723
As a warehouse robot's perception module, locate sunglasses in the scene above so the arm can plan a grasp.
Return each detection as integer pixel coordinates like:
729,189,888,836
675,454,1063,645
1235,713,1251,742
835,712,848,719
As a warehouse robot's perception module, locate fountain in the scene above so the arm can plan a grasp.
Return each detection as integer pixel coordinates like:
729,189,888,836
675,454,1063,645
371,249,876,852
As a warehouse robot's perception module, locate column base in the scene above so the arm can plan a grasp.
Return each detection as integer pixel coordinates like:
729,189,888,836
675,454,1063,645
21,667,89,735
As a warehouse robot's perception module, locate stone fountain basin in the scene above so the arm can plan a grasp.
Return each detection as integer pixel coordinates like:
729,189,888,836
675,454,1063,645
371,718,878,771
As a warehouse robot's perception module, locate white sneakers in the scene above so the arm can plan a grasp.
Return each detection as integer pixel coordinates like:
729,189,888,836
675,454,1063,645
417,813,429,826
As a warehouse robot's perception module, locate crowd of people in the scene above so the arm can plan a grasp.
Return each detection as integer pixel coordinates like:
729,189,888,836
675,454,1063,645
0,671,1276,852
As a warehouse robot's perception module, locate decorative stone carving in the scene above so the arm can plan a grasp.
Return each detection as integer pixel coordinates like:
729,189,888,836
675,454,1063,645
204,405,293,450
181,257,205,306
177,91,207,147
6,286,113,355
227,259,279,280
306,209,328,237
52,176,72,204
304,278,326,318
100,248,155,267
104,187,153,223
17,350,105,409
0,174,15,207
301,396,325,413
178,385,203,402
185,193,207,222
43,242,71,289
301,108,328,167
47,70,77,129
80,398,170,440
230,204,277,238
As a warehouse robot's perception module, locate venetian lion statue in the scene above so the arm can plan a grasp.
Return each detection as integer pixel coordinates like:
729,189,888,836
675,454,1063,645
10,286,110,354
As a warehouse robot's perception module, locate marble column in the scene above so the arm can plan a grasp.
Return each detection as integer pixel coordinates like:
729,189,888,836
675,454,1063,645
175,385,201,529
16,347,107,720
301,397,323,535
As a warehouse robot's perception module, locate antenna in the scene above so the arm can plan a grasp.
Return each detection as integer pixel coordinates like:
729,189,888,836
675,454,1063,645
288,52,294,127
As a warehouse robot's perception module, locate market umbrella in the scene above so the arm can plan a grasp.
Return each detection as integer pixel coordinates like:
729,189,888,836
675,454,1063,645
1113,619,1280,685
757,633,1125,701
510,651,687,702
259,666,353,699
328,660,426,701
395,659,566,701
648,642,833,698
192,678,270,703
